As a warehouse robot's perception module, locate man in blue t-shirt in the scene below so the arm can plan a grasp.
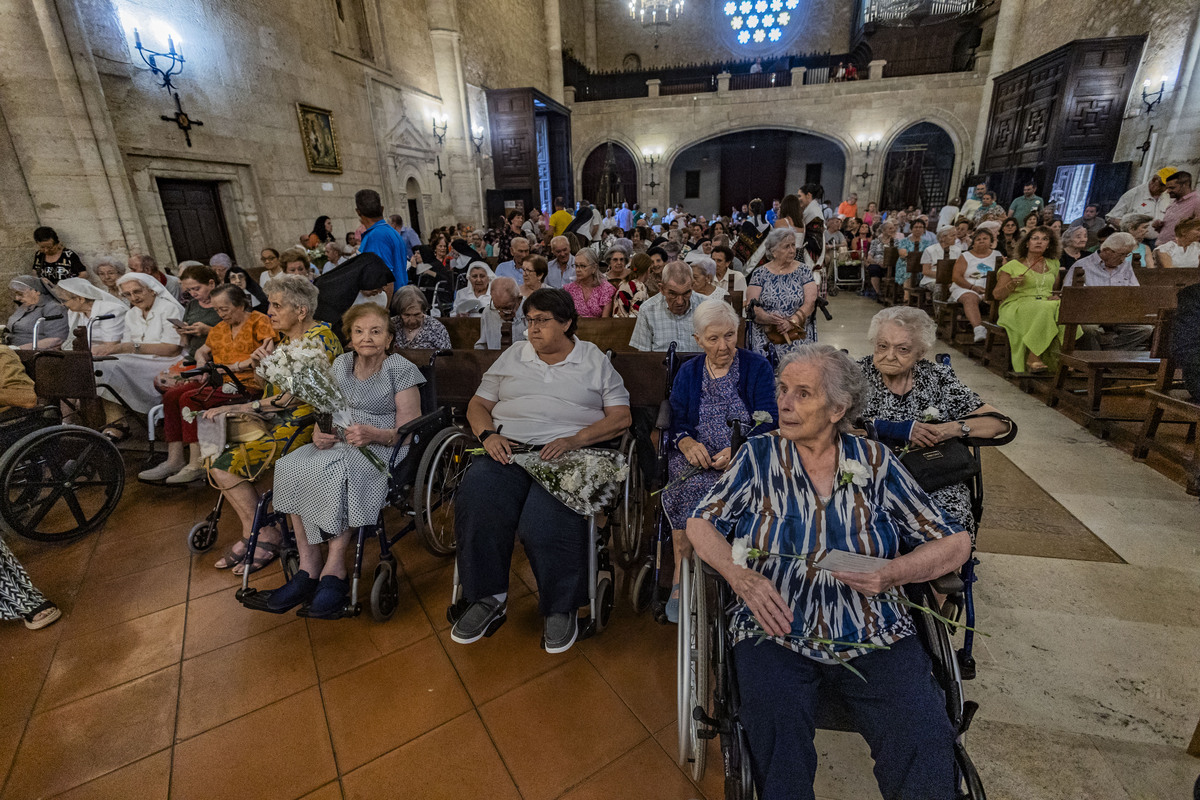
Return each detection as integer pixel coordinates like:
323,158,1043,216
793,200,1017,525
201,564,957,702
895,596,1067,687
356,189,410,287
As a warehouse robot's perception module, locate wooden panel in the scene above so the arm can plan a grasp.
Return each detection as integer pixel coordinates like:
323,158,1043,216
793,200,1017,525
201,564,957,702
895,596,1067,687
487,89,536,192
1055,37,1144,163
157,178,235,264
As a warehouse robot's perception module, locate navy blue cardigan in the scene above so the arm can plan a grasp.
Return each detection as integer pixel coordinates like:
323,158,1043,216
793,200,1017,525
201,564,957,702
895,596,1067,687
668,349,779,447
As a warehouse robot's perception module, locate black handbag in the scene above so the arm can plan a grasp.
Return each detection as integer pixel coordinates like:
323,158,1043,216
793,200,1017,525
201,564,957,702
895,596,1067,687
898,412,1017,492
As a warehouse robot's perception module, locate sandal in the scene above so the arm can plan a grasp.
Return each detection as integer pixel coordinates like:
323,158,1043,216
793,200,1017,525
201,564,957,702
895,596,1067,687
101,422,130,443
24,601,62,630
214,536,253,570
233,540,280,576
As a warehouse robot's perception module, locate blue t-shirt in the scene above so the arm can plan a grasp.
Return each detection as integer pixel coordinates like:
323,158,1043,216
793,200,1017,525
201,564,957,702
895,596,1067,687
360,219,410,287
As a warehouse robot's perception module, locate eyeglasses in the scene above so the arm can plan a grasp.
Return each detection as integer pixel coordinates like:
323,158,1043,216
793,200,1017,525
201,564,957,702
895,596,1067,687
526,315,559,327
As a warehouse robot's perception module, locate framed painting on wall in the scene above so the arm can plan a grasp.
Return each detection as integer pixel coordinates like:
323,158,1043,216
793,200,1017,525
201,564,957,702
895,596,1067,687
296,103,342,174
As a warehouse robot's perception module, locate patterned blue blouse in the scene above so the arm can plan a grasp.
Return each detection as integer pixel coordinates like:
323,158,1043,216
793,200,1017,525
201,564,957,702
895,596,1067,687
692,432,963,663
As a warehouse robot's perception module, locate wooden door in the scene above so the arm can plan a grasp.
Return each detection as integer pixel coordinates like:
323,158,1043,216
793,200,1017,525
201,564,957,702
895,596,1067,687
157,179,235,264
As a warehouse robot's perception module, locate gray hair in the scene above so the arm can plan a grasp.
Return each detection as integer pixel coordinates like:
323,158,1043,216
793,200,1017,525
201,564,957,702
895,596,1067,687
868,306,937,360
1100,232,1138,253
662,260,692,287
209,253,232,269
691,256,717,278
776,345,867,433
605,239,633,260
550,235,569,249
490,276,519,301
574,248,600,270
1120,214,1153,233
763,227,797,258
393,284,428,314
1063,224,1088,243
91,254,128,273
693,298,740,335
266,274,319,319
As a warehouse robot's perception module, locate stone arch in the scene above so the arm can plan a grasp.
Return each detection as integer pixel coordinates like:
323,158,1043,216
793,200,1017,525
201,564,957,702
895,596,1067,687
580,141,639,209
877,112,972,198
573,132,645,201
878,120,959,211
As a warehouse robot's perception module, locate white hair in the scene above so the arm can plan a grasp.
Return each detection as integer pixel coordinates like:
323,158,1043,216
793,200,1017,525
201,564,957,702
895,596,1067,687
490,276,519,300
693,298,740,335
691,256,717,278
763,227,797,258
867,306,937,359
776,345,867,433
662,260,692,287
1100,232,1138,252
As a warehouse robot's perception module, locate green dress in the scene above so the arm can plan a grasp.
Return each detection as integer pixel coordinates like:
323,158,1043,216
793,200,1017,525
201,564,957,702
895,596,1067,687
996,259,1076,372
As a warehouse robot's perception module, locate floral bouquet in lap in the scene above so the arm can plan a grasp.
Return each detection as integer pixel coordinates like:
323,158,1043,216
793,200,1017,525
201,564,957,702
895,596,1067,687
256,339,388,472
510,449,629,517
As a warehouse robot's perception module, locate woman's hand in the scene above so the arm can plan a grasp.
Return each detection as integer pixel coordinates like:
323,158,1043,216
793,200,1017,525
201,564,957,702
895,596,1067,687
832,566,895,597
312,429,338,450
343,424,380,448
201,403,244,420
679,437,712,469
909,421,961,447
1009,271,1026,287
540,435,580,461
483,432,514,464
249,339,275,366
711,447,733,471
730,567,794,638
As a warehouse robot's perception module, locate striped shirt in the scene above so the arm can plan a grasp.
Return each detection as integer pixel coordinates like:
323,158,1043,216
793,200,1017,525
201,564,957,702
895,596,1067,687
693,432,962,663
628,292,704,352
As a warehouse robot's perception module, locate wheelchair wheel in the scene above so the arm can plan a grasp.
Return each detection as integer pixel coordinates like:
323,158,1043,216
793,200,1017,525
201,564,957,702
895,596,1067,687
722,723,755,800
370,559,400,622
0,425,125,542
186,520,220,554
955,740,986,799
630,560,655,613
614,438,645,565
414,427,473,556
594,570,615,633
677,554,709,780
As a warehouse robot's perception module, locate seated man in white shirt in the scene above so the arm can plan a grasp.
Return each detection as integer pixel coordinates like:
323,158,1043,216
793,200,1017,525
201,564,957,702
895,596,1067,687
919,226,964,287
475,277,526,349
1063,233,1152,350
630,261,704,352
711,245,747,294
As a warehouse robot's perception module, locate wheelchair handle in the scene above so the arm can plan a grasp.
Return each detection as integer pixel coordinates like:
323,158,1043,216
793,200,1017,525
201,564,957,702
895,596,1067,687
178,361,250,395
31,314,64,350
85,314,117,350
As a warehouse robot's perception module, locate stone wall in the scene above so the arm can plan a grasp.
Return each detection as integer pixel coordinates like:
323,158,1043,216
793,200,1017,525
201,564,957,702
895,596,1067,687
569,70,988,209
459,0,551,94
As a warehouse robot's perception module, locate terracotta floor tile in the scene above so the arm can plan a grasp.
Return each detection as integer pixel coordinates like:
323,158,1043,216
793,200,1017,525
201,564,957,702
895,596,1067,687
182,573,295,658
322,637,471,773
35,604,185,713
653,721,723,800
47,749,171,800
578,605,678,731
87,523,192,583
176,620,317,741
559,738,703,800
438,593,577,705
306,579,432,680
6,528,97,569
62,557,190,638
171,687,336,800
3,666,177,800
480,658,649,800
0,634,58,728
185,543,283,601
390,522,455,578
0,721,23,790
298,782,344,800
5,536,97,619
342,712,521,800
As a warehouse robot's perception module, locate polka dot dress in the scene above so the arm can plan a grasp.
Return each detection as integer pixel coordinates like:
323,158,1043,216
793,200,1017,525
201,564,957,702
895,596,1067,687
273,353,424,544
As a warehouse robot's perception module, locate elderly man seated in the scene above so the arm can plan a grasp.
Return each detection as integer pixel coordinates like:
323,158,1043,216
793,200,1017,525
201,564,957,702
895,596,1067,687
1063,232,1153,350
547,235,576,288
495,236,531,285
451,288,631,653
630,261,704,352
475,277,527,349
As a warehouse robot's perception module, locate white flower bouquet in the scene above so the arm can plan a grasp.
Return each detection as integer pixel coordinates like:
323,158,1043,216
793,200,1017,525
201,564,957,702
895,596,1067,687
509,448,629,516
256,339,388,472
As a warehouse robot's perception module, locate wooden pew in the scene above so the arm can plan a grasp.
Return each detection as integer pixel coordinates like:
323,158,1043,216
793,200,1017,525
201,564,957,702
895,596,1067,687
1131,268,1200,289
1048,285,1179,420
931,257,967,342
1133,308,1200,494
440,316,482,349
879,246,900,305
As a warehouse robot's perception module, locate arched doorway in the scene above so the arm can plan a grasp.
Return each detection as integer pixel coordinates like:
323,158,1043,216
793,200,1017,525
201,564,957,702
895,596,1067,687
667,129,846,216
581,142,638,210
404,177,424,239
880,122,955,212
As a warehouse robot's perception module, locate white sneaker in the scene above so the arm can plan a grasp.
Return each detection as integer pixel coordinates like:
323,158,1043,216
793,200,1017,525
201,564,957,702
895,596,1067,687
973,325,987,343
164,463,206,484
138,461,182,482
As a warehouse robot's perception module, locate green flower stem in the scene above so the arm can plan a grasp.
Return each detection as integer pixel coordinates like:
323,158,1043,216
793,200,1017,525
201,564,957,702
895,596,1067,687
359,446,388,473
747,626,891,682
874,590,989,636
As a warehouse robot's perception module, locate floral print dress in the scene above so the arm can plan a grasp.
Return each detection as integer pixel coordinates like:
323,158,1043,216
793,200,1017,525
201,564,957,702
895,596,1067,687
747,264,816,363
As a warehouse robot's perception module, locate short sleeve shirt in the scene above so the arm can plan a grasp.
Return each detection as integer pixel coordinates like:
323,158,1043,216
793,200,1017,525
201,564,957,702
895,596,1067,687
122,298,183,346
33,249,87,284
475,339,630,445
359,219,411,287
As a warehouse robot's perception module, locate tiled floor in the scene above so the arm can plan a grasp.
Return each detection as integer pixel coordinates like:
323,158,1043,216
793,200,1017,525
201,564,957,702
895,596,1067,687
1,295,1197,800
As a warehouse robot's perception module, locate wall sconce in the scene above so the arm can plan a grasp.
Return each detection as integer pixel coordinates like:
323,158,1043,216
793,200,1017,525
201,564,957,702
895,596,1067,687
642,147,662,193
132,22,186,92
430,112,448,145
856,135,881,157
1141,76,1168,115
471,125,485,153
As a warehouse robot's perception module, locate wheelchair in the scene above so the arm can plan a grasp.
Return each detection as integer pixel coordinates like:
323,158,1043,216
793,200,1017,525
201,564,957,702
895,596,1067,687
1,350,126,542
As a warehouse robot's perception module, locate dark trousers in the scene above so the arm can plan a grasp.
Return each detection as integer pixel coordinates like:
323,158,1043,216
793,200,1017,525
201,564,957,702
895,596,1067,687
455,456,590,616
734,635,957,800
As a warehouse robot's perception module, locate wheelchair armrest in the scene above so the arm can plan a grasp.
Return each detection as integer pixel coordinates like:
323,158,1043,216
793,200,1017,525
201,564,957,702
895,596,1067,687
92,355,119,362
655,399,672,430
929,571,965,596
390,407,453,466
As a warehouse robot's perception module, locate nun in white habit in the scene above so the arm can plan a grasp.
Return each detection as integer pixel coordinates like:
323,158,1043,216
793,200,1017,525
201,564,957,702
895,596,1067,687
52,277,128,353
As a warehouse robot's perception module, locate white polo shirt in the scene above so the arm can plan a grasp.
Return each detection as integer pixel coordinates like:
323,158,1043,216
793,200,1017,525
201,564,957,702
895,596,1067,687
475,339,630,445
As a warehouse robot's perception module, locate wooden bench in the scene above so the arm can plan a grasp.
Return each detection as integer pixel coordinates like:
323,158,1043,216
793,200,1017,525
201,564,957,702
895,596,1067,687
878,246,900,305
1048,285,1179,420
1132,308,1200,494
931,257,987,343
441,311,744,354
1129,268,1200,289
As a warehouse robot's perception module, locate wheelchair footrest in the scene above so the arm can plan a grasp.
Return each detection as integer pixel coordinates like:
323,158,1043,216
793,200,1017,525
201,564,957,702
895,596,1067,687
236,588,292,615
296,602,362,620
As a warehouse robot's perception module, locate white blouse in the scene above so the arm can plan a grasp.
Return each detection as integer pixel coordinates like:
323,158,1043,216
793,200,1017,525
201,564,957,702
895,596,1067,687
1155,241,1199,269
122,297,183,346
67,298,127,346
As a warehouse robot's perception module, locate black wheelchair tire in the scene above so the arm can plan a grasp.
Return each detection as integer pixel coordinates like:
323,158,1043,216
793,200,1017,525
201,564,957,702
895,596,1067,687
955,740,987,799
0,424,125,542
186,521,220,554
370,561,399,622
614,438,645,566
594,571,614,633
630,560,655,613
414,427,473,557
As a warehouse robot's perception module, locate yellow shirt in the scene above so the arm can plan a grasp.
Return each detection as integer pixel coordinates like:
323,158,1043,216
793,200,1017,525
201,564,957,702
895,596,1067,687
549,209,574,237
0,345,37,412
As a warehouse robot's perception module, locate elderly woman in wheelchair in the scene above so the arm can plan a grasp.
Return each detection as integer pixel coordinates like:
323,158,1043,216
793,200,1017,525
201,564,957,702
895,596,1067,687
686,345,972,800
254,302,424,616
451,288,631,654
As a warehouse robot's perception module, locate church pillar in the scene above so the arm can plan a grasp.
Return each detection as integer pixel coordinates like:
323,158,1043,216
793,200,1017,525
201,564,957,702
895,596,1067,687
972,0,1026,166
583,0,598,69
1163,6,1200,170
426,0,483,225
544,0,565,103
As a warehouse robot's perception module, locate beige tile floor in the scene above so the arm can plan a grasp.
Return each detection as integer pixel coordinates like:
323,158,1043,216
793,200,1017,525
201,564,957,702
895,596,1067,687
0,294,1196,800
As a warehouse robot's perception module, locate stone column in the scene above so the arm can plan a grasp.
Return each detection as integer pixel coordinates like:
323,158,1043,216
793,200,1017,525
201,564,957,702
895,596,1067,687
563,85,576,105
868,59,887,80
544,0,564,103
583,0,598,69
972,0,1026,164
1164,4,1200,167
647,79,661,98
717,72,731,94
427,0,483,224
790,66,806,87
